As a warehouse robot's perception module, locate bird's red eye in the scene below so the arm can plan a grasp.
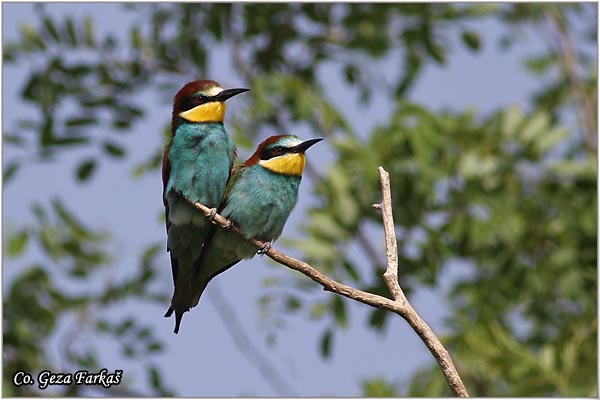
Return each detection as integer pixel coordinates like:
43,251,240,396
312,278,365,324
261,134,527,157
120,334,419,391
274,146,283,154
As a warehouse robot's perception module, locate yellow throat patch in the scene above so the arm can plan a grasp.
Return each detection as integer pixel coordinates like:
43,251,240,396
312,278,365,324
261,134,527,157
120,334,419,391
259,153,306,177
179,101,227,123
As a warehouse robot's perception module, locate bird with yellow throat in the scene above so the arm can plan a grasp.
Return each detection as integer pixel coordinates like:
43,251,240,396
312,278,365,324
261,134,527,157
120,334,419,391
182,135,322,321
162,80,249,334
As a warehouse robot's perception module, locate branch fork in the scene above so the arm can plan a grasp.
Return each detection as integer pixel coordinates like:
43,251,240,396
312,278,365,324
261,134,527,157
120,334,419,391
183,167,469,397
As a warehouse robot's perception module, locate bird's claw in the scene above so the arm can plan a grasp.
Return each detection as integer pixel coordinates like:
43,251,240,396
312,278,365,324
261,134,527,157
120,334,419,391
207,208,218,222
257,242,271,255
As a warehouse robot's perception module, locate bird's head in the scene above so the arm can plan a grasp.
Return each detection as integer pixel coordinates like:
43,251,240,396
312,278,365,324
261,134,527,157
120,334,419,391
246,135,323,177
171,80,249,133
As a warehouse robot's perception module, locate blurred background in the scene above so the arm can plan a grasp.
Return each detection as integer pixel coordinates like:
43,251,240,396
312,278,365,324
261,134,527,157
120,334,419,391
2,3,597,397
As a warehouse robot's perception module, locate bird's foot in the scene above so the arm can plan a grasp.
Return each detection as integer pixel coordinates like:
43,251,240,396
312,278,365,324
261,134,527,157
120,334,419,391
224,219,234,230
257,242,271,255
207,207,218,222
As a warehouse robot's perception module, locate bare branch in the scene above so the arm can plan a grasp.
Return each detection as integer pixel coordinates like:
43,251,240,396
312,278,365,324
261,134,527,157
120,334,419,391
375,167,405,304
180,167,469,397
373,166,468,397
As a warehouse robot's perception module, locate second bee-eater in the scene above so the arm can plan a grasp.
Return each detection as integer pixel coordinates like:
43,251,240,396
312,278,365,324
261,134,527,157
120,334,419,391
183,135,323,317
162,79,249,334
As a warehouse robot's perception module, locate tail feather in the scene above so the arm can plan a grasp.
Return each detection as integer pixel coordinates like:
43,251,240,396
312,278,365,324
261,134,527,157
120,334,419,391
164,306,185,334
174,312,184,334
165,223,244,335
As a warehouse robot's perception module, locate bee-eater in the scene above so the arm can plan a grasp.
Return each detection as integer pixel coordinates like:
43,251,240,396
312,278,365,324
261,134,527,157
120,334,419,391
162,79,249,334
185,135,323,317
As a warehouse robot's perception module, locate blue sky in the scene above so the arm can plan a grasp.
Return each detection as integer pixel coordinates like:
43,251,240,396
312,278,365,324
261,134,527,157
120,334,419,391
3,3,552,396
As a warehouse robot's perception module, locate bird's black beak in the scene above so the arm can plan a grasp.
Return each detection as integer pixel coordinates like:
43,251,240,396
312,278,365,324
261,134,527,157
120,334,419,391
292,138,323,153
215,88,250,102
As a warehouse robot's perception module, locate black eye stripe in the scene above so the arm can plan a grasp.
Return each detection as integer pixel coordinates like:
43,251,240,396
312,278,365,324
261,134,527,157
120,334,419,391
179,95,213,112
260,146,292,160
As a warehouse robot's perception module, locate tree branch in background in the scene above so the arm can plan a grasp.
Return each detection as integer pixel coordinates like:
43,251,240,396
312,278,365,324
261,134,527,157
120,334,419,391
180,166,469,397
544,7,598,153
208,283,298,396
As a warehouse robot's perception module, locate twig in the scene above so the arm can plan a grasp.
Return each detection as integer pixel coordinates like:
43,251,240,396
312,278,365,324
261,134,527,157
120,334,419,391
544,7,597,153
182,167,469,397
373,166,468,397
375,167,405,304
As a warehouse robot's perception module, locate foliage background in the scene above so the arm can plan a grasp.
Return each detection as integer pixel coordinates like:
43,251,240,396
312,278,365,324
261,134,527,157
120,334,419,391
3,3,597,397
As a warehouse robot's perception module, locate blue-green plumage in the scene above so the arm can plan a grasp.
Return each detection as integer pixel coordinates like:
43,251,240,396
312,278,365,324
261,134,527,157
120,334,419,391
224,165,301,239
163,80,248,334
164,122,235,316
165,122,235,220
187,135,322,309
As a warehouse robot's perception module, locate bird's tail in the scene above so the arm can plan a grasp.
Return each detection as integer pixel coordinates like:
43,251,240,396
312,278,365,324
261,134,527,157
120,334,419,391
164,306,185,334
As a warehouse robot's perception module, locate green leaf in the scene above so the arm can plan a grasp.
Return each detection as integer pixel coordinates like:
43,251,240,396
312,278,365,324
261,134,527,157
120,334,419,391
65,17,78,46
341,261,361,282
130,26,142,49
461,30,481,51
65,117,97,127
362,377,398,397
147,342,163,352
309,302,328,319
147,363,173,395
458,151,498,178
137,327,151,339
524,53,559,75
84,16,95,47
113,119,131,130
331,296,348,328
51,137,90,147
368,308,388,332
344,64,358,84
43,17,60,42
539,344,555,371
534,127,569,154
285,296,302,312
320,328,333,358
103,141,126,158
115,318,135,336
501,105,523,137
96,320,110,333
149,365,161,389
123,345,135,357
3,162,19,183
20,24,46,50
520,112,550,144
8,231,29,257
76,159,97,182
425,38,446,64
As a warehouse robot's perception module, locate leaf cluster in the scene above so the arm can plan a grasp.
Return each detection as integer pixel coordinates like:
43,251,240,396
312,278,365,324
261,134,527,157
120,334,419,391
3,200,170,396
